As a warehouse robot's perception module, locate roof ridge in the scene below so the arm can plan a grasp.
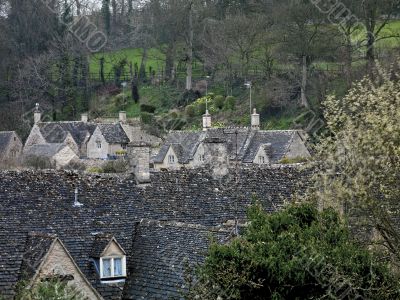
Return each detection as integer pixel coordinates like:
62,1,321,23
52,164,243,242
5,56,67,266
139,219,233,232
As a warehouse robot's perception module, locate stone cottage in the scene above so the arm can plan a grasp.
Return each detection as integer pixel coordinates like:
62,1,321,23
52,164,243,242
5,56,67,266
24,106,161,161
87,124,130,159
23,143,79,168
0,131,23,164
152,109,311,170
0,164,312,299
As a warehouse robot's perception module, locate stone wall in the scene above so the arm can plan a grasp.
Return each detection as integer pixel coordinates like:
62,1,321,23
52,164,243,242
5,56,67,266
87,127,109,159
37,240,101,300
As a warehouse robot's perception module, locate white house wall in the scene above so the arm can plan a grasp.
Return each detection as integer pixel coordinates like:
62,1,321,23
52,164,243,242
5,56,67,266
154,147,181,170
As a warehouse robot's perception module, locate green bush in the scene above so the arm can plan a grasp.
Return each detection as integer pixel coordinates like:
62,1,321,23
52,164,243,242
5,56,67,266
62,160,86,171
185,105,196,117
186,203,400,299
214,95,225,110
280,156,309,164
224,96,236,110
24,155,55,170
140,104,156,113
140,112,154,124
86,166,103,173
102,160,129,173
197,102,207,116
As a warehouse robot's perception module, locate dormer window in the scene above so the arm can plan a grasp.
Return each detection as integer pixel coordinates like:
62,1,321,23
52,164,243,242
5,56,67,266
168,155,175,164
96,141,102,149
100,256,126,279
259,156,265,164
91,235,127,282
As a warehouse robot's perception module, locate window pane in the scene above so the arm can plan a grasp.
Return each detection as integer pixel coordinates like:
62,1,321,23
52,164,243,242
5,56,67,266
114,258,123,276
102,259,111,277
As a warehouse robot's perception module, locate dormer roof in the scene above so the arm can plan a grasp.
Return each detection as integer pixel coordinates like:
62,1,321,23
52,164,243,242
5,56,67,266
91,234,126,258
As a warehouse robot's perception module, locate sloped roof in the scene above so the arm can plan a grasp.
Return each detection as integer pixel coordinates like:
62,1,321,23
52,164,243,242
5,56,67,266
0,167,312,299
97,124,130,144
243,131,296,163
0,132,16,154
19,232,56,281
24,144,66,158
154,129,306,164
123,220,232,299
38,122,96,147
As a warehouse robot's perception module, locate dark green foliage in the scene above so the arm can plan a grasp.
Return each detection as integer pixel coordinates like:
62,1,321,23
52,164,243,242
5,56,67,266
131,81,140,103
185,105,196,117
186,203,400,300
224,96,236,110
197,102,207,116
140,104,156,113
102,160,129,173
140,112,154,124
178,90,201,107
214,95,225,110
101,0,111,35
23,156,55,170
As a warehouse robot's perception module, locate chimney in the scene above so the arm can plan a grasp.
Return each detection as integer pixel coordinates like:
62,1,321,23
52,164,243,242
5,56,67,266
81,113,88,123
34,103,41,124
203,137,229,178
128,142,151,184
119,111,127,123
251,108,260,130
202,110,212,131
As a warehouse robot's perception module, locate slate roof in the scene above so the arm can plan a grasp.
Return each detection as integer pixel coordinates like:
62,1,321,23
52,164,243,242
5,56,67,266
98,124,130,144
23,143,66,158
19,232,56,281
0,132,16,154
38,122,96,147
153,129,306,164
0,167,312,299
123,220,232,300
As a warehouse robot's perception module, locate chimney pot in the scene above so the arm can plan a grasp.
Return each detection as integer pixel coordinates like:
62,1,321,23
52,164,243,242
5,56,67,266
34,103,41,124
202,110,212,131
81,113,88,123
251,108,260,131
119,111,127,123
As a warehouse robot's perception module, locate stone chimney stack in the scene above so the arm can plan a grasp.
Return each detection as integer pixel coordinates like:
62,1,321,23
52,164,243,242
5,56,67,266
251,108,260,131
34,103,41,124
128,142,151,184
203,137,229,178
119,111,127,123
202,110,212,131
81,113,88,123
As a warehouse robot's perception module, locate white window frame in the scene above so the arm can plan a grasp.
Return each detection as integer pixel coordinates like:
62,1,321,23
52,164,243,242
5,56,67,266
168,155,175,164
259,156,265,164
199,154,205,162
99,256,127,279
96,141,102,149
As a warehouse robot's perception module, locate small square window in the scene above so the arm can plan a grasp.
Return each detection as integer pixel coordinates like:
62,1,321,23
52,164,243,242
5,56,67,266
199,154,205,162
259,156,265,164
96,141,102,149
168,155,175,164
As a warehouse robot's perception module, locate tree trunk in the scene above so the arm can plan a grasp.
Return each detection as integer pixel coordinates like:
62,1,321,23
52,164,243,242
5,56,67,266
112,0,117,27
344,37,353,89
186,2,193,90
300,55,309,108
366,30,375,75
139,48,148,82
165,43,175,81
100,57,105,85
